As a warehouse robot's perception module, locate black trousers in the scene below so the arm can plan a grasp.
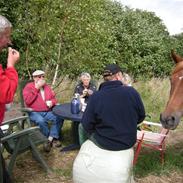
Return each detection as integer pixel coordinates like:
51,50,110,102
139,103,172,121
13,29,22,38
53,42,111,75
0,152,12,183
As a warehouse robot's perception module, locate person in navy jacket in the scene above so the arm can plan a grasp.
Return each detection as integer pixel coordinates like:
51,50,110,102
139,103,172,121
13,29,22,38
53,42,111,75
73,64,145,183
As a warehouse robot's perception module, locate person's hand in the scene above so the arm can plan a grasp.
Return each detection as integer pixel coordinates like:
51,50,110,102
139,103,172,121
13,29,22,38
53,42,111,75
7,47,20,67
87,89,93,95
35,79,46,89
82,89,88,96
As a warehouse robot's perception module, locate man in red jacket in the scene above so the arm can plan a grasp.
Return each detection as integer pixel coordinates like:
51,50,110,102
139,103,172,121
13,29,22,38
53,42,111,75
0,16,19,124
0,15,20,183
23,70,63,152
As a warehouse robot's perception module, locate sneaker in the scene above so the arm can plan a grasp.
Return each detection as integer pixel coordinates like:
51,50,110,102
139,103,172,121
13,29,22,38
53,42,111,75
43,140,53,152
53,139,62,148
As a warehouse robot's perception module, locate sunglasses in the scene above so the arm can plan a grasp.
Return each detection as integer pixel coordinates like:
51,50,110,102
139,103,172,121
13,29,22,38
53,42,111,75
36,75,45,78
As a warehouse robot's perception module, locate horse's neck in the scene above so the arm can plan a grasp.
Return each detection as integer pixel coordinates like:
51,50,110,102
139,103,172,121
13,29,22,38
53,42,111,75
173,62,183,74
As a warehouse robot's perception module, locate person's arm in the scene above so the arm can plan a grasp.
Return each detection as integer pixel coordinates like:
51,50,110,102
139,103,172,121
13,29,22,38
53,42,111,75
91,83,97,92
48,86,57,106
74,85,79,94
87,83,97,96
23,83,39,106
0,48,19,104
74,83,84,96
0,65,18,104
134,91,146,124
81,95,96,134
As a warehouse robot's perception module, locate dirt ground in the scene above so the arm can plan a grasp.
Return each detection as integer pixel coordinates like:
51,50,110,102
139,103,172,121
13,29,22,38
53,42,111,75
3,103,183,183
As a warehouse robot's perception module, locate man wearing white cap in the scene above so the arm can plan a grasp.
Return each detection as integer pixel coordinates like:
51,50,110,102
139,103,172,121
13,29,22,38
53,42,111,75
23,70,63,152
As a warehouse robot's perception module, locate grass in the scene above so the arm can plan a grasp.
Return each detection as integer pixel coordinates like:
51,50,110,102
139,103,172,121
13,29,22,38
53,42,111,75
134,78,170,121
133,123,183,180
53,167,72,178
134,144,183,177
61,120,73,145
10,77,183,182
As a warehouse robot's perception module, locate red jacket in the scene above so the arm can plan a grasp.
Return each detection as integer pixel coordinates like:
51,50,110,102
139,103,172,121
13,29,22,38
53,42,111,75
23,82,57,111
0,65,18,124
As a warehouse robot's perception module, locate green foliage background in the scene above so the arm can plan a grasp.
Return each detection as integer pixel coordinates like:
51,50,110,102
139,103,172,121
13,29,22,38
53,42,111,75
0,0,183,82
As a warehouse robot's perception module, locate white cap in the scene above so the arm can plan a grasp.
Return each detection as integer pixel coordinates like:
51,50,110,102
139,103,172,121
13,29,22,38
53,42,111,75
32,70,45,76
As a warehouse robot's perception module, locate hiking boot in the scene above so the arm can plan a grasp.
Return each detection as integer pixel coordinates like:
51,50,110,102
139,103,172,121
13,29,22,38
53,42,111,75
43,140,53,152
53,139,62,148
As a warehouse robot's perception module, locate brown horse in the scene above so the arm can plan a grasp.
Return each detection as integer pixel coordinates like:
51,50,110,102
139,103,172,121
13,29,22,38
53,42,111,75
160,51,183,129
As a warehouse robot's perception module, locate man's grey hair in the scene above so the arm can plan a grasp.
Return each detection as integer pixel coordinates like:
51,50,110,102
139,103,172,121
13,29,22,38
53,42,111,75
0,15,12,33
80,72,91,80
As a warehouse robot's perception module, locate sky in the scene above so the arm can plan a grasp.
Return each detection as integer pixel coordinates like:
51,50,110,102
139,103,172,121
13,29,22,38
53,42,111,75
115,0,183,35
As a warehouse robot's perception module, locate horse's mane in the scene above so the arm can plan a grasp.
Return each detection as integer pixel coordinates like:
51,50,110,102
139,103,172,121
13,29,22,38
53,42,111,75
171,50,183,63
171,50,183,74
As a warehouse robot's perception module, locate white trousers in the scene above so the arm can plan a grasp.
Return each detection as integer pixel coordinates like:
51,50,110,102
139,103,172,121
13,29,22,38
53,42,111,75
73,140,135,183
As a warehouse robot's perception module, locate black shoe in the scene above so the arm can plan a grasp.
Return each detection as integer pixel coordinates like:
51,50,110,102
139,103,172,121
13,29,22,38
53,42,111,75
60,144,80,152
53,139,62,148
43,140,53,152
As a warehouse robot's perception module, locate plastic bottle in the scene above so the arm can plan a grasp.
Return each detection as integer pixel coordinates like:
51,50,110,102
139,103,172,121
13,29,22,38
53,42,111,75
71,93,81,114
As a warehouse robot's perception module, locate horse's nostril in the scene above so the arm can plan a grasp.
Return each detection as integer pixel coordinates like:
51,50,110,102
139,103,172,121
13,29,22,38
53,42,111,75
171,116,175,121
160,114,162,120
165,120,169,125
160,113,164,122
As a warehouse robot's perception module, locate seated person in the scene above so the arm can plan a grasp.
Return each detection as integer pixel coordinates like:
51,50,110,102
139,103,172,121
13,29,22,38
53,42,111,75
72,73,96,148
74,72,97,103
122,73,133,86
23,70,63,152
73,64,145,183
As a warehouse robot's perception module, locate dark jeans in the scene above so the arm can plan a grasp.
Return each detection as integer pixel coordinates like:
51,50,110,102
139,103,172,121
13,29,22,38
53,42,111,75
28,111,63,139
0,152,13,183
78,123,88,145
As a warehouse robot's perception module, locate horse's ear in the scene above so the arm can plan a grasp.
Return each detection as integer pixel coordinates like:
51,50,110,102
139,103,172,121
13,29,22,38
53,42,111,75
171,50,183,63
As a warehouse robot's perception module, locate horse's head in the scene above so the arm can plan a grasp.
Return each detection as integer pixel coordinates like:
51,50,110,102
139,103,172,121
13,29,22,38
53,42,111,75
160,50,183,130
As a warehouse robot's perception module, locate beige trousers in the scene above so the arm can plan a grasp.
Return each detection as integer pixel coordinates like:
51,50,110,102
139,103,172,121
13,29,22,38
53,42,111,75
73,140,135,183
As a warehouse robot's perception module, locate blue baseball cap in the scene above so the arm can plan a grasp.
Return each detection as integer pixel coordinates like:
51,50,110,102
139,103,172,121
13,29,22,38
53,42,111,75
103,64,122,77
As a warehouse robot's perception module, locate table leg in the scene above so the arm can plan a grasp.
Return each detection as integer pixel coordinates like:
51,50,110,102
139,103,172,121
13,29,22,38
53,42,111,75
72,121,80,144
60,121,80,152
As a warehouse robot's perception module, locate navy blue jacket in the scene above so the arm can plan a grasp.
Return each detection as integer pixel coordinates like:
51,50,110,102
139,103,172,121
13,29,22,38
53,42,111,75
81,80,145,151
